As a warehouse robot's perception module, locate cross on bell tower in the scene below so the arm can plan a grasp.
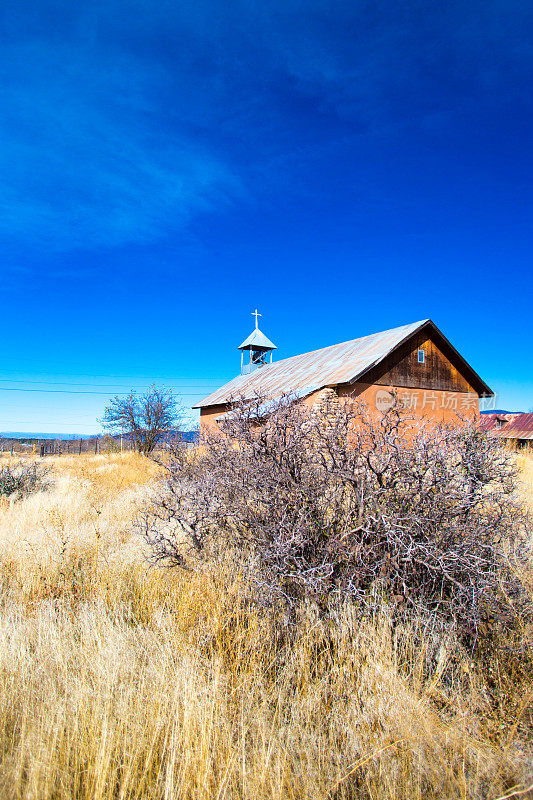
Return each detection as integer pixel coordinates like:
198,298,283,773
238,310,277,375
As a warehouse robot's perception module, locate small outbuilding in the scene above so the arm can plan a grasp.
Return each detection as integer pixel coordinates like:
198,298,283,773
491,412,533,447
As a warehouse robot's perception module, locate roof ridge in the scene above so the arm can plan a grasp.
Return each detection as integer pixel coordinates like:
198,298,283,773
194,319,431,409
272,319,430,366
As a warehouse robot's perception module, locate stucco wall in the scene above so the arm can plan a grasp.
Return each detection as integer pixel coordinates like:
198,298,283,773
337,382,479,424
199,404,230,435
199,383,479,435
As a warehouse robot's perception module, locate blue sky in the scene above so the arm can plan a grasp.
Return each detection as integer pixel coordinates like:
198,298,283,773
1,0,532,432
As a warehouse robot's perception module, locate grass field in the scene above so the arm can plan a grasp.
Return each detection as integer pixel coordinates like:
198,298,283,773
0,450,532,800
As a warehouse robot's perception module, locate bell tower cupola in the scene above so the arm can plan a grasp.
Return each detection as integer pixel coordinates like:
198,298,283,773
238,309,277,375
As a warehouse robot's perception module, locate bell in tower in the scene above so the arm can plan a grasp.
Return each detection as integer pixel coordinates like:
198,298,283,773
238,309,277,375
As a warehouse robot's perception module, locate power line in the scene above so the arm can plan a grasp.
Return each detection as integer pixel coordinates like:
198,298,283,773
1,425,99,428
0,378,224,388
0,415,100,419
0,387,212,396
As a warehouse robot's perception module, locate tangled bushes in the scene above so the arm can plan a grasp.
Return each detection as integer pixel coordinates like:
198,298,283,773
142,395,531,641
0,461,49,499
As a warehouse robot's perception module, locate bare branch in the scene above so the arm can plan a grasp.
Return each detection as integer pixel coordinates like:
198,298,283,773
139,393,532,642
101,385,183,455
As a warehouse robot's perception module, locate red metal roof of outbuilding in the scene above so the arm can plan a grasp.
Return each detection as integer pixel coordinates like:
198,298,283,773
479,413,522,432
493,412,533,441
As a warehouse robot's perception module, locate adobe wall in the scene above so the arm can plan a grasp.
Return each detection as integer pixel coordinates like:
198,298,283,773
199,404,230,435
199,383,479,435
336,382,479,424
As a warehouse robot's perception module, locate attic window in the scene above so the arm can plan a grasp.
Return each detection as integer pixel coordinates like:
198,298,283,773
417,349,425,364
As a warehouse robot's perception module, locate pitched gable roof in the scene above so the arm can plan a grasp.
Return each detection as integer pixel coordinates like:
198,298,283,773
193,319,492,409
238,328,277,350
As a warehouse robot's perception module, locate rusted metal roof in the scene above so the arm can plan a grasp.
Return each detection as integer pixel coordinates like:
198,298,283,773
194,319,433,408
479,412,522,432
493,412,533,441
214,386,317,421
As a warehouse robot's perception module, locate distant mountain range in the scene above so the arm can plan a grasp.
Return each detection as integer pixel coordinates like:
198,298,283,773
479,410,525,415
1,432,98,440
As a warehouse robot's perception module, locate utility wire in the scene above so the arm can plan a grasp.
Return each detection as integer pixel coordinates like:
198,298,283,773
2,424,100,427
0,378,224,387
0,387,213,396
0,373,227,382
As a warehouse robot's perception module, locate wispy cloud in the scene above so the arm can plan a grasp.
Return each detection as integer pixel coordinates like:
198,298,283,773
0,0,531,256
0,39,241,253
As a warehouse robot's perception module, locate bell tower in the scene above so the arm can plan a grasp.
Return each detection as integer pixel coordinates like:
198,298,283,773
238,309,277,375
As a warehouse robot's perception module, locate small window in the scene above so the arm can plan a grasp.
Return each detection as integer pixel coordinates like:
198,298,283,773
417,349,425,364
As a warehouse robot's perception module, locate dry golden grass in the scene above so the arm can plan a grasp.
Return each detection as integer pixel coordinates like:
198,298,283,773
0,450,532,800
517,450,533,514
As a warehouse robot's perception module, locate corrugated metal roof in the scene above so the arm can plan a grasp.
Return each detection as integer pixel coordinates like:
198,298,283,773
479,413,522,432
493,412,533,441
194,319,429,408
238,328,277,350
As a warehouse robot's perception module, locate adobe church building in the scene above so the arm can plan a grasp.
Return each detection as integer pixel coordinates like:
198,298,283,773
193,316,493,434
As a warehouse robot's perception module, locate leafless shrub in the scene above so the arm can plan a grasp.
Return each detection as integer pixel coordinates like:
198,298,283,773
141,394,532,641
0,461,50,499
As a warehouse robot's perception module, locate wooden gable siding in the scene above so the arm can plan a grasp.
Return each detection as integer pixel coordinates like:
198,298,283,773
364,332,475,393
